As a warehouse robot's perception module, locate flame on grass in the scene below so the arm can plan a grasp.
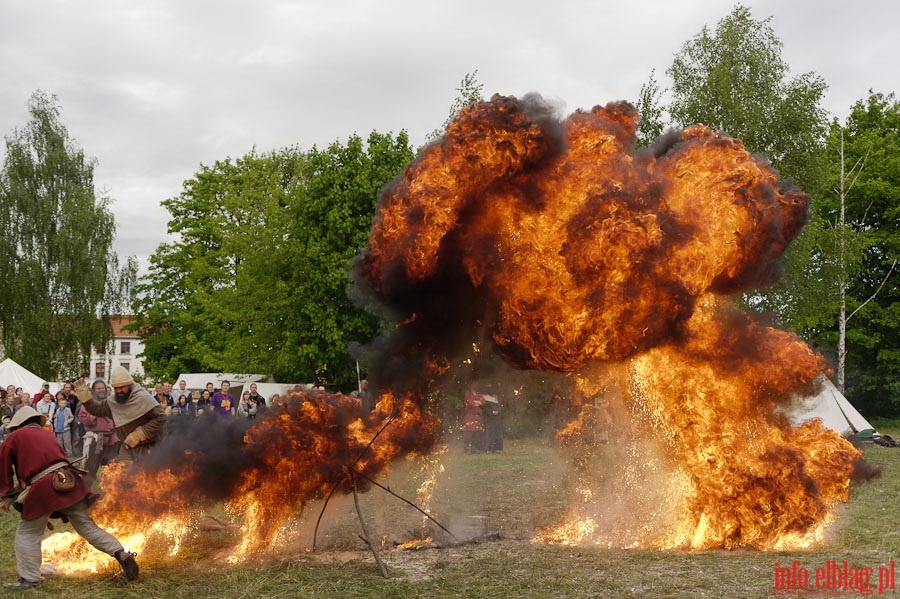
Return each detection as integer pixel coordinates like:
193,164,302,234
41,92,879,571
42,388,440,574
537,299,865,550
360,94,874,550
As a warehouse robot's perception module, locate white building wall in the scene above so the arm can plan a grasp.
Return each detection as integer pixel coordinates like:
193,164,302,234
89,335,145,382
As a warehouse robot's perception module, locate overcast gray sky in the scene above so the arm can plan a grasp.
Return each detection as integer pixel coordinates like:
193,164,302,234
1,0,896,271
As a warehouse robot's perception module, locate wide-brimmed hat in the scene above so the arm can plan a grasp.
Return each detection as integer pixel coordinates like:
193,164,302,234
7,406,47,431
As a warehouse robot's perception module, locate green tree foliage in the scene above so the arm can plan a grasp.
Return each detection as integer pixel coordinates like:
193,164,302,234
133,132,413,389
132,148,302,380
666,4,828,194
0,91,134,378
815,92,900,414
634,69,666,148
284,131,414,386
657,4,831,335
425,71,485,144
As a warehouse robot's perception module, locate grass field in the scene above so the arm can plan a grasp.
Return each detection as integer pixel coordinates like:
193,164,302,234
1,425,898,598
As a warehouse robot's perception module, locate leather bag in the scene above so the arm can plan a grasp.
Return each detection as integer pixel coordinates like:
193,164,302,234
51,468,77,492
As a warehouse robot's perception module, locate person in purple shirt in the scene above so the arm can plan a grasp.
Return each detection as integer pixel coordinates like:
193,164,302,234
210,381,235,415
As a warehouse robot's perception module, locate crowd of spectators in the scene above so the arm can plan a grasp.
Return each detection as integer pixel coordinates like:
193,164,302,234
0,378,277,453
150,380,270,418
1,381,83,451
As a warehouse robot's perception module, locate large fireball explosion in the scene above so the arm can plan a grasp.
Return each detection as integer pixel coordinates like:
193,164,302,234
44,94,874,574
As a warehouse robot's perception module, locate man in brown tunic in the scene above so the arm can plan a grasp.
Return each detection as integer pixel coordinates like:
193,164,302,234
75,366,165,460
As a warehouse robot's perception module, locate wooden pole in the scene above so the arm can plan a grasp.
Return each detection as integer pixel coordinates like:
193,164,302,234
353,469,456,541
311,476,345,552
350,470,389,578
311,410,400,551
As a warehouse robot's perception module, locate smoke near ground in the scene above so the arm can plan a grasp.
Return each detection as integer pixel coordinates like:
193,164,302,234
44,95,876,572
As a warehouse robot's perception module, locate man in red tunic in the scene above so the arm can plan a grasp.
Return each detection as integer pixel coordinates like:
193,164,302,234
77,379,121,484
0,406,139,589
462,387,486,453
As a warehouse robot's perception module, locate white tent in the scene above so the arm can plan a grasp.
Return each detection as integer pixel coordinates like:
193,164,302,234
0,358,53,396
786,375,875,437
174,373,266,397
250,382,313,402
172,373,314,405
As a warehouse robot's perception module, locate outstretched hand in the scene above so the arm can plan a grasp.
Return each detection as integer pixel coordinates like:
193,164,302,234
0,496,15,512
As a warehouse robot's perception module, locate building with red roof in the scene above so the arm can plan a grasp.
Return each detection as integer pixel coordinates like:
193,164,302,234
88,315,145,381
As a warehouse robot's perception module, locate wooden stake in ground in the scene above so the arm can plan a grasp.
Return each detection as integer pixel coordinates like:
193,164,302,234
350,470,389,578
310,408,456,570
353,469,457,542
312,410,399,551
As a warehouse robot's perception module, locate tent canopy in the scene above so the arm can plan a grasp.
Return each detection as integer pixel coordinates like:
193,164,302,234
249,382,313,402
786,376,875,437
0,358,54,396
174,373,265,395
172,374,310,403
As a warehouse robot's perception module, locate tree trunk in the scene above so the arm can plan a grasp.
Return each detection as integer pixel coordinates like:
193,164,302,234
837,131,847,393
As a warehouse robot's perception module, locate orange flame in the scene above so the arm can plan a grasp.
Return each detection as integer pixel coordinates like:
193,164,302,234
43,389,440,573
44,93,873,569
359,94,872,550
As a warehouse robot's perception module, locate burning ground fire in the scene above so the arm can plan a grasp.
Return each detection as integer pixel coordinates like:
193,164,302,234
358,94,875,550
43,390,440,574
43,93,875,575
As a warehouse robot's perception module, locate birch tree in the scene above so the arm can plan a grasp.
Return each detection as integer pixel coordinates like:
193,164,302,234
0,91,133,378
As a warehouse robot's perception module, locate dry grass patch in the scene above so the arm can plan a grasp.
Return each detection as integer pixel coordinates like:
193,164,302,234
0,430,896,598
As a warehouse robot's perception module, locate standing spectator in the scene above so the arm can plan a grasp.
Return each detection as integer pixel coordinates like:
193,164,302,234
483,393,503,452
204,381,215,398
162,381,174,405
34,393,56,432
0,394,17,421
269,394,284,408
237,391,257,419
462,387,486,454
0,416,11,444
52,393,74,456
173,380,193,403
4,386,15,403
153,384,170,406
78,380,120,484
175,394,194,418
351,379,374,416
596,396,612,444
196,389,212,415
247,383,266,411
19,392,30,410
546,386,570,447
211,381,235,415
0,393,13,444
63,382,83,456
154,385,173,411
